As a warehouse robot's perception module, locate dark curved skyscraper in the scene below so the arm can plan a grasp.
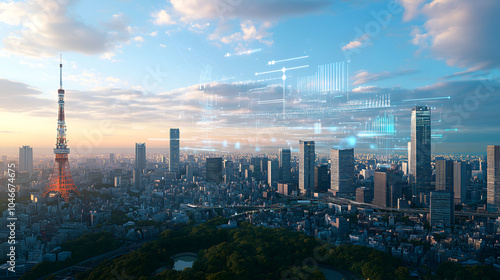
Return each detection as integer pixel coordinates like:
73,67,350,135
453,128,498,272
410,106,431,196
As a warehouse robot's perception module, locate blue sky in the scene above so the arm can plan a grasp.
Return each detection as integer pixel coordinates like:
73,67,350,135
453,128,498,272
0,0,499,155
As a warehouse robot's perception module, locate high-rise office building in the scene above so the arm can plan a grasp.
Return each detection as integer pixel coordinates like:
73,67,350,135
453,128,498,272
19,145,33,175
356,187,373,204
268,160,279,187
410,106,431,196
186,165,193,183
373,170,402,208
430,190,454,226
487,145,500,212
453,161,467,205
206,157,223,184
407,142,411,176
279,148,291,183
330,148,354,196
435,159,454,192
109,153,115,164
299,141,315,196
169,128,180,177
223,160,234,183
314,164,330,193
135,143,146,171
260,157,268,174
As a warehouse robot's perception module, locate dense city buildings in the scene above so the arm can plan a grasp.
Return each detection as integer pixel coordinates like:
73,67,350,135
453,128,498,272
487,145,500,212
169,128,180,177
19,145,33,175
410,106,432,197
299,141,315,196
330,148,354,197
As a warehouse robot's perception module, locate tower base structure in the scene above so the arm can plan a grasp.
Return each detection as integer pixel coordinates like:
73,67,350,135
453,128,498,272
43,154,80,202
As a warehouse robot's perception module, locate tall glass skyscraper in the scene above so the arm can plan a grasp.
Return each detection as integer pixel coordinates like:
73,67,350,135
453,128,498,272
410,106,431,196
299,141,315,196
169,128,180,176
279,148,291,183
487,145,500,212
330,148,354,196
19,145,33,175
135,143,146,171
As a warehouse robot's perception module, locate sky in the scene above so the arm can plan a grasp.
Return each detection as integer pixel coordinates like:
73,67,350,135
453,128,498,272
1,0,500,156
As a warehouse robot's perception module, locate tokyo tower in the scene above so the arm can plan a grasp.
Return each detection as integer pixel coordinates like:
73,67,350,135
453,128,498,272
43,56,81,202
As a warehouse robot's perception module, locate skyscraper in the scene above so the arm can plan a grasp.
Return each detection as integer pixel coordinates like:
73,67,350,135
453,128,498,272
299,141,315,196
19,145,33,175
268,160,279,187
487,145,500,212
330,148,354,196
435,159,454,192
314,164,330,193
169,128,180,176
430,190,454,226
453,161,467,205
279,148,291,183
135,143,146,171
223,160,234,183
410,106,431,196
206,157,223,184
109,153,115,165
373,170,402,208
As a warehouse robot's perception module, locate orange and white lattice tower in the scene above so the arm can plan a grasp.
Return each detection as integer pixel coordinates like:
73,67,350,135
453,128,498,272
43,56,81,202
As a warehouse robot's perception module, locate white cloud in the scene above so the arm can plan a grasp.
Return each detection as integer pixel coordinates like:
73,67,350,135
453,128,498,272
0,0,131,57
352,86,381,93
170,0,331,20
212,21,273,46
153,9,176,25
100,52,116,61
133,36,144,42
351,69,417,86
400,0,425,22
341,34,372,51
150,31,158,37
405,0,500,71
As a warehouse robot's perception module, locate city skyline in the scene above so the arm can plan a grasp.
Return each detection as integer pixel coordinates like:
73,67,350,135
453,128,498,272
1,0,500,155
2,1,500,279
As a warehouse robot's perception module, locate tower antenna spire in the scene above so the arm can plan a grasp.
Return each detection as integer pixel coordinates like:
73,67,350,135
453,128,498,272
59,54,63,89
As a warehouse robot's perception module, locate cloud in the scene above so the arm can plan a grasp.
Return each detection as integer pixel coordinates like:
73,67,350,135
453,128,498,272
405,0,500,71
352,86,381,93
170,0,331,21
0,0,131,57
213,21,273,45
400,0,425,21
0,79,51,113
341,34,372,51
153,9,176,25
133,36,144,42
351,69,417,86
